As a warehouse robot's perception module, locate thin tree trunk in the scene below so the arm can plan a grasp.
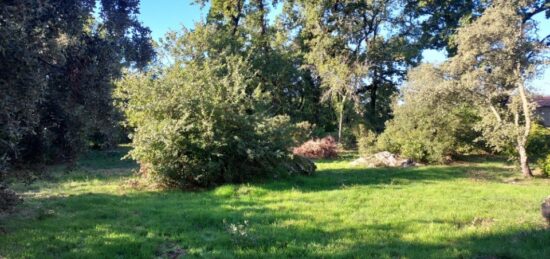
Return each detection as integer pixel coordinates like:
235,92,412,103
515,22,533,177
338,95,347,143
517,71,532,177
230,0,244,35
517,143,532,177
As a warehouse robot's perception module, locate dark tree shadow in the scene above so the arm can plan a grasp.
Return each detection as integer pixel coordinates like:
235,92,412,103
2,153,546,258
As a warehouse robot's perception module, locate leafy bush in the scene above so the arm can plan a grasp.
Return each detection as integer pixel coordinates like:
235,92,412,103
376,64,481,163
356,125,378,156
538,154,550,177
292,136,338,159
291,121,316,145
527,123,550,161
117,40,315,188
528,123,550,175
340,127,358,149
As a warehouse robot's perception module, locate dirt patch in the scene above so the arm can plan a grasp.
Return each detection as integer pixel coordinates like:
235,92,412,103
157,243,186,259
455,217,495,229
467,170,499,182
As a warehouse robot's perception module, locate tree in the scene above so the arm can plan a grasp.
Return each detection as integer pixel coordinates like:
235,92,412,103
0,0,59,174
194,0,335,132
403,0,488,55
305,35,367,142
377,64,481,162
116,24,315,188
291,0,423,141
0,0,154,169
446,0,548,176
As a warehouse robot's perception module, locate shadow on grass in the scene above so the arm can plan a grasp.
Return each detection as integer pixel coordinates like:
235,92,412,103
3,151,542,257
78,146,138,170
261,164,516,193
1,190,548,258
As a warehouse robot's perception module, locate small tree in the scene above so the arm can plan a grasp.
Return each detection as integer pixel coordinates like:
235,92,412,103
447,0,548,177
377,64,480,162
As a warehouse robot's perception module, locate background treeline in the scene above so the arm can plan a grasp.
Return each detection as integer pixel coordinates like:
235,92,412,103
2,0,550,191
1,0,153,177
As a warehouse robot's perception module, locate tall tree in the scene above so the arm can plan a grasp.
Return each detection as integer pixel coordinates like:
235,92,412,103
378,64,482,162
192,0,333,129
404,0,549,55
447,0,548,176
292,0,423,139
0,0,154,170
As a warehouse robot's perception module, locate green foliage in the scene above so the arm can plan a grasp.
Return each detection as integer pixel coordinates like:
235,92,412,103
117,25,314,188
295,0,423,140
538,154,550,177
445,0,548,175
403,0,487,55
527,123,550,162
527,123,550,175
357,126,378,156
377,64,480,162
291,121,317,145
0,0,153,169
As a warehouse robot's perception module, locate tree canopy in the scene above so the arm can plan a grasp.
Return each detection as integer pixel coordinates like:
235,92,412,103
2,0,549,186
0,0,154,174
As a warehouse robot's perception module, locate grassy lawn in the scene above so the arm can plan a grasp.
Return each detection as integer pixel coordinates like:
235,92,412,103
1,149,549,258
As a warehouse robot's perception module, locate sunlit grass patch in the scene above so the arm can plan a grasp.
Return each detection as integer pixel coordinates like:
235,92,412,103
0,152,548,258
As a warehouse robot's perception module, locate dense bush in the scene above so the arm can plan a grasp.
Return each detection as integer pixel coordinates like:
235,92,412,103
538,154,550,177
376,64,481,163
117,35,315,188
527,123,550,161
0,1,153,169
356,125,378,156
527,123,550,175
291,121,317,145
292,136,338,159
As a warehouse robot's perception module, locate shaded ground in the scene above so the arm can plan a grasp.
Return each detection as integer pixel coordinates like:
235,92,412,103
0,150,549,258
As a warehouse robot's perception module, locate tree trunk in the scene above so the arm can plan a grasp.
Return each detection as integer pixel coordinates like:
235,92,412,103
517,143,532,177
517,83,533,177
370,83,377,114
230,0,244,35
338,95,347,143
515,23,532,177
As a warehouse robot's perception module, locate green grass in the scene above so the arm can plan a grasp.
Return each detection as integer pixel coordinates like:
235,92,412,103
1,150,549,258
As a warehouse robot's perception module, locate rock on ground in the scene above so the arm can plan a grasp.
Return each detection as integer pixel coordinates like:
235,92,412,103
350,151,416,168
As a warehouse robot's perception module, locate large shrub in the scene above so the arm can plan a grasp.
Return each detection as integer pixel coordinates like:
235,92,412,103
356,125,378,156
538,154,550,177
527,123,550,175
117,46,315,187
376,64,481,163
527,123,550,161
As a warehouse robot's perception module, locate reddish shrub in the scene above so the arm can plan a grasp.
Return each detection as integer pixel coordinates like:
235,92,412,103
292,136,338,159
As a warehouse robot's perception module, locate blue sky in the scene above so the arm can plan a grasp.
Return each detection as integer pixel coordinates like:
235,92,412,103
137,0,549,95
